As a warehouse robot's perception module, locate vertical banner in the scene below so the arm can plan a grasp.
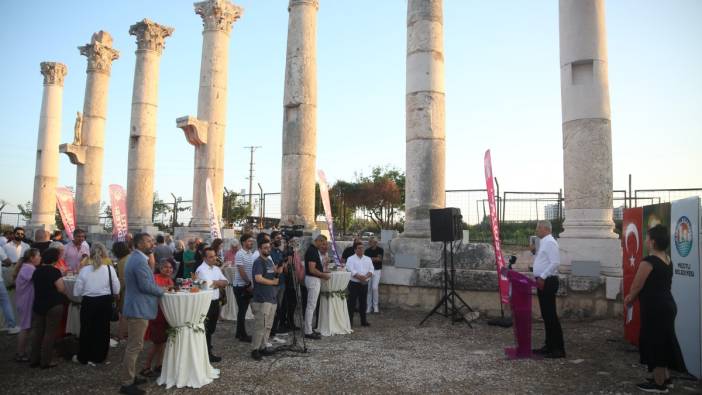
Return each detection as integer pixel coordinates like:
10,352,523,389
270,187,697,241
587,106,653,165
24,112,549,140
670,197,701,378
205,177,222,240
622,207,643,345
55,187,76,241
317,169,341,264
108,184,128,242
484,150,510,305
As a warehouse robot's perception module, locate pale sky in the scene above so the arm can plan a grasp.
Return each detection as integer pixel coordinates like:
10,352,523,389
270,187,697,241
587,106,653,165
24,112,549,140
1,0,700,215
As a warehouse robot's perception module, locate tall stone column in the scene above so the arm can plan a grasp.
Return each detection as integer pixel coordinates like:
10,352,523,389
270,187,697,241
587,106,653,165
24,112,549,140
30,62,68,230
279,0,319,230
127,19,174,232
558,0,621,279
177,0,242,231
61,31,119,232
402,0,445,238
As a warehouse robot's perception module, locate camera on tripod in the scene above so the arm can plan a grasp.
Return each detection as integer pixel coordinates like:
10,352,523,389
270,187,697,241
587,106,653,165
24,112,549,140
280,224,304,240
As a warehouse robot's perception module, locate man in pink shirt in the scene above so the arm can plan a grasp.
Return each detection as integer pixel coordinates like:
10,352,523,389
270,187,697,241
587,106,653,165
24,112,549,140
64,229,89,272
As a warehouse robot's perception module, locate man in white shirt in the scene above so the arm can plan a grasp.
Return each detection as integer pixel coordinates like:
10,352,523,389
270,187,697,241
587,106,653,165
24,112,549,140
2,227,30,266
345,242,374,327
531,220,565,358
234,233,256,342
196,247,229,363
64,229,90,272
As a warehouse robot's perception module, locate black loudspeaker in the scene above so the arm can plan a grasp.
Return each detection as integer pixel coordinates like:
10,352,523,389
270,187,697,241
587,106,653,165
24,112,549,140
429,207,463,242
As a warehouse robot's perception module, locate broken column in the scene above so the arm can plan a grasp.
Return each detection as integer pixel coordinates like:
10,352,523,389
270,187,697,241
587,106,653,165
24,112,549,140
280,0,319,230
558,0,621,281
177,0,242,231
126,19,174,232
402,0,446,238
30,62,68,230
60,31,119,232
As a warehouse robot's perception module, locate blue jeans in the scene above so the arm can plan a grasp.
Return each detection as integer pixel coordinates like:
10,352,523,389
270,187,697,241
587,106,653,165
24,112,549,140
0,280,16,328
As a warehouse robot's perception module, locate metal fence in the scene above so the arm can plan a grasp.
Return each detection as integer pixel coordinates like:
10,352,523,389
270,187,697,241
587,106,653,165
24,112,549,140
0,212,26,229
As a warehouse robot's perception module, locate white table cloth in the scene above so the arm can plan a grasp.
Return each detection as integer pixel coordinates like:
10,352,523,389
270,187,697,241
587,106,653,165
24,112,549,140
316,271,352,336
157,290,219,389
62,277,82,336
220,266,253,321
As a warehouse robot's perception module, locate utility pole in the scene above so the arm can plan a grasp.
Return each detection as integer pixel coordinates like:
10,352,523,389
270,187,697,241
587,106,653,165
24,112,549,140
244,146,262,208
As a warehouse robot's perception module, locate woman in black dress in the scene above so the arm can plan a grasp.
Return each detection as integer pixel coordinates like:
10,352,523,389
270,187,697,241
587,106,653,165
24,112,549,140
624,224,686,393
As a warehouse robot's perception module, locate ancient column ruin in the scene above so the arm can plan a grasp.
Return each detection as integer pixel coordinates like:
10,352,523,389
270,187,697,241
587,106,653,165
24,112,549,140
60,31,119,232
30,62,68,230
279,0,319,230
177,0,242,232
402,0,446,238
558,0,622,280
126,19,174,233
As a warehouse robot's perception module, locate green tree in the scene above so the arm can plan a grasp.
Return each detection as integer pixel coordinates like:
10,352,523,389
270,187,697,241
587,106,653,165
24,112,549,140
222,187,252,227
17,201,32,221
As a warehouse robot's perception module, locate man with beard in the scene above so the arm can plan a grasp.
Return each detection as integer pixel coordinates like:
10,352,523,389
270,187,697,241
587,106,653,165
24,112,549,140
119,233,165,395
250,239,283,360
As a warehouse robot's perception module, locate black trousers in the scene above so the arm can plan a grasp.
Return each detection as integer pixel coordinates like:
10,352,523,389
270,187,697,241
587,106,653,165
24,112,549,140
347,282,368,325
205,300,220,355
233,286,251,338
537,276,565,352
78,295,112,364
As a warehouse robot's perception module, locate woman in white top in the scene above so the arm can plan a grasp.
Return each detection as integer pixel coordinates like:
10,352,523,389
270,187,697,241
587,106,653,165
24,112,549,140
74,242,120,365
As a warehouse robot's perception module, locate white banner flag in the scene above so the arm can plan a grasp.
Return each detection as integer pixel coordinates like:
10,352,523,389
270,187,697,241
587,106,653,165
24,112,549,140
205,177,222,240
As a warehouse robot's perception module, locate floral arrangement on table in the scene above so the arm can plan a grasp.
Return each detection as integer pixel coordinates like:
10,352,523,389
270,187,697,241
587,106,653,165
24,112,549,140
320,289,348,300
166,313,206,343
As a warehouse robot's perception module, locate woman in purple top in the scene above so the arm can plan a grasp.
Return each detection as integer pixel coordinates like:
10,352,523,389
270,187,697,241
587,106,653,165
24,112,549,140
13,248,41,362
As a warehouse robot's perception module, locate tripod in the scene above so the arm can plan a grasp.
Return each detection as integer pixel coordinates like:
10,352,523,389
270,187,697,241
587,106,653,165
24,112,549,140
419,241,475,327
274,240,307,354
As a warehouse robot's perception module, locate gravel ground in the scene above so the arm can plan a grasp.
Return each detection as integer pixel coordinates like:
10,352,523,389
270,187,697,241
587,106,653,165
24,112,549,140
1,309,700,394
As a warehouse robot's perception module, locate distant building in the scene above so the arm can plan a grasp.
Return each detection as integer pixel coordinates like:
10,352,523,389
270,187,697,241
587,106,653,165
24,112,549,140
613,206,624,221
544,204,560,221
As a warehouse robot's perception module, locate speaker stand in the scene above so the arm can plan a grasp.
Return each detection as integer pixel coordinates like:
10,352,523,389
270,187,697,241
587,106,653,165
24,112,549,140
419,241,475,327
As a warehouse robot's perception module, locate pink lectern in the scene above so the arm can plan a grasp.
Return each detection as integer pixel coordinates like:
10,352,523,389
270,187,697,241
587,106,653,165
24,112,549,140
504,269,537,359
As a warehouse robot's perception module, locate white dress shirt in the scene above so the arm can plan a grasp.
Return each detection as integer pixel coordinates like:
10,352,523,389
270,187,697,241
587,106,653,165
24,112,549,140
2,241,29,264
64,241,90,272
74,264,120,297
346,254,374,283
532,234,560,279
196,262,228,300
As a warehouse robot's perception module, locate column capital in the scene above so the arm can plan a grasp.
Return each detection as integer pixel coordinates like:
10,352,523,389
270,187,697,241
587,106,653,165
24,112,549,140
129,19,174,54
288,0,319,11
176,116,208,146
78,31,120,74
194,0,243,34
40,62,68,86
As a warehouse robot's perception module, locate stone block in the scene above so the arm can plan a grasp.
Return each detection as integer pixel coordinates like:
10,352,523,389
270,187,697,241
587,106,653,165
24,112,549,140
568,275,601,292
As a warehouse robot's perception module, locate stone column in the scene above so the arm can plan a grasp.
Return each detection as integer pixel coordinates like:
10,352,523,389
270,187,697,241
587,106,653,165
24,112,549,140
558,0,621,280
177,0,242,231
30,62,68,230
126,19,173,233
402,0,445,238
60,32,119,232
279,0,319,230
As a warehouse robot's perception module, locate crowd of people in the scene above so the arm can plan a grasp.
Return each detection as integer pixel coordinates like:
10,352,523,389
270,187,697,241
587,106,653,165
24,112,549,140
0,221,689,395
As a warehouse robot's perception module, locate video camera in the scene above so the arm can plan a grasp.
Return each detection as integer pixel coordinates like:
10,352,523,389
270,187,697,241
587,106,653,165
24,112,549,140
280,224,304,240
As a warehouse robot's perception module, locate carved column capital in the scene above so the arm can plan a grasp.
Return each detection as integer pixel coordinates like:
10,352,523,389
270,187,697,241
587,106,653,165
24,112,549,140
40,62,68,86
78,31,120,74
288,0,319,11
129,19,174,54
194,0,243,34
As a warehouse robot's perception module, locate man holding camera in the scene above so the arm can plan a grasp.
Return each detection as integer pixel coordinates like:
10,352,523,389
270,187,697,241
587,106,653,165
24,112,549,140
303,234,331,340
269,231,289,334
250,239,283,360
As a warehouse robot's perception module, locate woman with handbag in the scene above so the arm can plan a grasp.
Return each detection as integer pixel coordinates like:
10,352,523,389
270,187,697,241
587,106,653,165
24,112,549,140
73,242,120,365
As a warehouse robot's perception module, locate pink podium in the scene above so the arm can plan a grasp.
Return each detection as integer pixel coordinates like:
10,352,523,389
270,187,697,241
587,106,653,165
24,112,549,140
504,269,537,359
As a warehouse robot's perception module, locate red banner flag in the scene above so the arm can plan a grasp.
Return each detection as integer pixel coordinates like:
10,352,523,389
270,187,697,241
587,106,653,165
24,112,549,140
484,150,510,305
622,207,643,346
108,184,129,242
56,187,76,241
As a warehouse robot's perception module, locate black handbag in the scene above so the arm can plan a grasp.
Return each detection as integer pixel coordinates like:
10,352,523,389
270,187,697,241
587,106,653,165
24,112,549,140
107,265,119,322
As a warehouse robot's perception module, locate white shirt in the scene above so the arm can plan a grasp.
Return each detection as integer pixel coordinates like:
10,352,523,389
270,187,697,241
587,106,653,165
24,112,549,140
0,236,7,247
74,264,120,297
196,262,228,300
346,254,374,283
2,241,29,264
532,234,560,279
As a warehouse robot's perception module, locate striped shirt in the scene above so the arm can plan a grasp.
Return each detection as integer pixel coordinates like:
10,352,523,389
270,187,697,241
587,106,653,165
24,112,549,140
233,248,255,286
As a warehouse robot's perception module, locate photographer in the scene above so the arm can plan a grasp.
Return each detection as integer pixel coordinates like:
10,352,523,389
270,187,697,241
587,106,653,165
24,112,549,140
303,235,331,340
233,233,255,342
269,231,289,334
250,240,283,360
